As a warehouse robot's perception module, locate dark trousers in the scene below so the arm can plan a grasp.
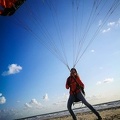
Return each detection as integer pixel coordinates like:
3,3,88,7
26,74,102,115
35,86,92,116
67,92,100,120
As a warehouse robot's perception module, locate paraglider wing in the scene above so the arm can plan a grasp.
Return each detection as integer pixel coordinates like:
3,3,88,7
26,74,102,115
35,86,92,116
0,0,26,16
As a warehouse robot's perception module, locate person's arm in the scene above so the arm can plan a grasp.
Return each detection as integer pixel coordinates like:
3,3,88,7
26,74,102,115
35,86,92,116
66,78,70,89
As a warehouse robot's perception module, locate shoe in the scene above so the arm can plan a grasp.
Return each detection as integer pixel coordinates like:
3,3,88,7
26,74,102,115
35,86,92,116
97,116,102,120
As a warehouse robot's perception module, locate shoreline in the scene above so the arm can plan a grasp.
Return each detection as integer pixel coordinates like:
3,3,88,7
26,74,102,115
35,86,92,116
48,106,120,120
15,100,120,120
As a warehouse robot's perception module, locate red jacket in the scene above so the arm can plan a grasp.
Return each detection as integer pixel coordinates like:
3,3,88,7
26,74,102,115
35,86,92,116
66,75,84,95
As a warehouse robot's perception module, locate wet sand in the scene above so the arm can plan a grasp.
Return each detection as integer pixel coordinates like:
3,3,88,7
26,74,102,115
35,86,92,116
49,107,120,120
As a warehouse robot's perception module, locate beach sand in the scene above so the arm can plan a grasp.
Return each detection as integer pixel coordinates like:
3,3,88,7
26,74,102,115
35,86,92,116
49,107,120,120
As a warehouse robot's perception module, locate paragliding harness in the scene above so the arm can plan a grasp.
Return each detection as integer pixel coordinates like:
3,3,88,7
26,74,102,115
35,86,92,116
0,0,26,16
72,76,85,105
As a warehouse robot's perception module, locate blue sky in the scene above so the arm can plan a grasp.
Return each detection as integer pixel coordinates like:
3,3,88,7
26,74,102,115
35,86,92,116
0,0,120,119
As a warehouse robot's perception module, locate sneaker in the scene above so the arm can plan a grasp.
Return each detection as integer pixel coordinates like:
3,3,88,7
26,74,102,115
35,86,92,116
97,116,102,120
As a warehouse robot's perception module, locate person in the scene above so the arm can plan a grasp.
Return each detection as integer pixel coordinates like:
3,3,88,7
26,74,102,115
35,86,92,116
66,68,102,120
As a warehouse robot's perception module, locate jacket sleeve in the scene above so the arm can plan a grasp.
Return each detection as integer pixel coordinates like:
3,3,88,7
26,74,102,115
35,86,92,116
66,78,69,89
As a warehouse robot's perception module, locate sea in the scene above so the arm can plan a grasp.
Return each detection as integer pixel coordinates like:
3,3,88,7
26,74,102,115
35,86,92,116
16,100,120,120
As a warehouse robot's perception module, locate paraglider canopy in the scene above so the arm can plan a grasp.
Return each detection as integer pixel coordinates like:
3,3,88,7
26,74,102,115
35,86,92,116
0,0,26,16
1,0,120,70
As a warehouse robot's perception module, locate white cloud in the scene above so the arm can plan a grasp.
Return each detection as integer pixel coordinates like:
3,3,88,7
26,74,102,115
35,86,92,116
107,19,120,27
53,93,68,106
107,22,115,26
2,64,22,76
24,103,32,108
96,81,102,85
0,93,2,97
24,99,42,109
0,96,6,104
30,99,41,106
117,18,120,26
43,93,49,101
103,78,114,83
102,18,120,33
102,28,111,33
96,78,114,85
90,49,95,53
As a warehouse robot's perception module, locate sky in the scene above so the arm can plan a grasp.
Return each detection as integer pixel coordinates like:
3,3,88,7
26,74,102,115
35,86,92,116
0,0,120,119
